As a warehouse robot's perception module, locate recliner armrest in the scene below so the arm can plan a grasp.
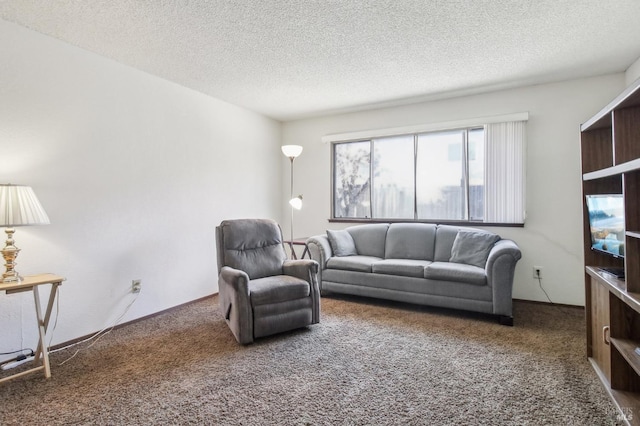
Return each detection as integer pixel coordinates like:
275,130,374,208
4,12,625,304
283,259,321,324
219,266,250,295
218,266,253,344
283,259,319,280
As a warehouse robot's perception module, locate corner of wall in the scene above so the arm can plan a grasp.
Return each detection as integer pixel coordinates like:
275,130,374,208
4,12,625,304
625,56,640,86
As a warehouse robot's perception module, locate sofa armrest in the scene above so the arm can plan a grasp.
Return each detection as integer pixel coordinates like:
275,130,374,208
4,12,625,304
306,235,333,267
283,259,321,323
485,239,522,317
218,266,253,344
306,235,333,292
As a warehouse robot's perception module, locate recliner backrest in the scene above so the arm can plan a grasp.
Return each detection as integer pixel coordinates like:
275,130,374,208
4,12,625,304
217,219,286,280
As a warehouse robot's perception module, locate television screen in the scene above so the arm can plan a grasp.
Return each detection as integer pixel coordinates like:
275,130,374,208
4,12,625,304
586,194,625,259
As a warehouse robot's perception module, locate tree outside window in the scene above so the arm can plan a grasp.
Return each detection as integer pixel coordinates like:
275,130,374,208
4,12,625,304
330,120,525,225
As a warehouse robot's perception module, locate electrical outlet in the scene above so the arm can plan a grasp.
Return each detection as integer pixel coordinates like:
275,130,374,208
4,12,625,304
533,267,543,279
132,279,141,294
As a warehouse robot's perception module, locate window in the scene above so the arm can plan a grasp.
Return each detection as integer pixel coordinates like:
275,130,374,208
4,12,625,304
417,129,472,221
331,120,526,225
372,135,414,219
333,141,371,218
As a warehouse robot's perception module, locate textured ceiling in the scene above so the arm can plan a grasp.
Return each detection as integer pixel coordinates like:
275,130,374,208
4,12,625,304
1,0,640,121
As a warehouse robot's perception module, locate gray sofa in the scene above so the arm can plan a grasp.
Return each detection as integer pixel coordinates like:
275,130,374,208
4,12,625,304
306,223,521,325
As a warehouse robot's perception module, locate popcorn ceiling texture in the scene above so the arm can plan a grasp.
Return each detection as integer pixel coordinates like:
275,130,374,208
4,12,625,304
1,0,640,120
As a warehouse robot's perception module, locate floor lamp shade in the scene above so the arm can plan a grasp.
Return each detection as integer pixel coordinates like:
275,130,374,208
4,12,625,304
281,145,303,158
0,184,50,282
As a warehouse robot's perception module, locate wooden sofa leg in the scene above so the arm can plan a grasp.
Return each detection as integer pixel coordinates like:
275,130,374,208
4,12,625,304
499,315,513,326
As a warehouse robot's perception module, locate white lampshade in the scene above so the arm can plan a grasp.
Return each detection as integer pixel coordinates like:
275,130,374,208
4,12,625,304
0,184,50,227
289,195,303,210
281,145,303,158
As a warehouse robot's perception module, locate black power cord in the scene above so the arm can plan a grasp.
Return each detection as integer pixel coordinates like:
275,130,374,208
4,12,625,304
537,276,553,304
0,348,34,356
13,350,35,362
1,349,35,365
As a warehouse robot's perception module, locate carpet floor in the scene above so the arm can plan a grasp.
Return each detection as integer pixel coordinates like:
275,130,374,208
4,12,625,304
0,294,623,425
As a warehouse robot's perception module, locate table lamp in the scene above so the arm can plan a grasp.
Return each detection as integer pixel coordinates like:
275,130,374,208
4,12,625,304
0,184,50,282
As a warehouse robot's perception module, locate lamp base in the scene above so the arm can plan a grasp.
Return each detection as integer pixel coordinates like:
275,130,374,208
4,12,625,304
1,272,21,283
2,228,22,283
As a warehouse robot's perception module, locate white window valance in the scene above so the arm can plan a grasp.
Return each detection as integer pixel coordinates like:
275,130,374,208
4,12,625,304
322,112,529,144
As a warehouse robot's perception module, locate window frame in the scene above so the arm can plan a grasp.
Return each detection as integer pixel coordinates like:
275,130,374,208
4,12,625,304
329,121,525,228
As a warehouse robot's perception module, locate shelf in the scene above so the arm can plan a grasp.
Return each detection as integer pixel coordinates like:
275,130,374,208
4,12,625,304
582,77,640,132
583,158,640,180
590,357,640,425
622,292,640,316
587,266,626,292
611,338,640,377
583,78,640,426
587,267,640,315
611,389,640,426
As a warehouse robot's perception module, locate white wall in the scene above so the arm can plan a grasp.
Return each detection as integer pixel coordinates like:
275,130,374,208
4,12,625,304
282,74,625,306
626,55,640,86
0,20,282,358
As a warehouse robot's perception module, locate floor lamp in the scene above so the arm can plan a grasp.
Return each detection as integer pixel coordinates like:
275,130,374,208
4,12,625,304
281,145,303,249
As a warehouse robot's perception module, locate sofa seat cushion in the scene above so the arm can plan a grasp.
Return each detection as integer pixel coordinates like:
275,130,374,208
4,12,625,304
424,262,486,286
249,275,310,306
326,255,381,273
372,259,432,278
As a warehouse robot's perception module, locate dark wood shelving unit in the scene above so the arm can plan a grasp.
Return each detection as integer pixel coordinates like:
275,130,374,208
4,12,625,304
582,78,640,425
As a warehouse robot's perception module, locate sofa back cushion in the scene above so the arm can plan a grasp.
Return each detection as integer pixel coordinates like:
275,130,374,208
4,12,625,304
347,224,389,258
449,230,501,268
434,225,488,262
385,223,437,260
433,225,459,261
326,229,358,256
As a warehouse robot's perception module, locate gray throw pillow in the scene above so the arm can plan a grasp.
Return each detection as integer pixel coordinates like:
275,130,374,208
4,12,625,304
449,230,500,268
327,229,358,257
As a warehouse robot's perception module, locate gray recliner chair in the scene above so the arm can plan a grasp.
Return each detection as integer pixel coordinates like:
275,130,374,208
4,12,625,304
215,218,321,344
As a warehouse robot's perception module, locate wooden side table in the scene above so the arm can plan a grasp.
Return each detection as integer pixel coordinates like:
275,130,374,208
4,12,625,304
284,238,310,260
0,273,65,383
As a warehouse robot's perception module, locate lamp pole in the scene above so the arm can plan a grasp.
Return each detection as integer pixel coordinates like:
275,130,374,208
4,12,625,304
281,145,303,256
288,155,295,243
